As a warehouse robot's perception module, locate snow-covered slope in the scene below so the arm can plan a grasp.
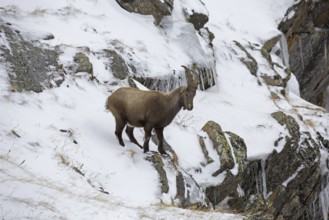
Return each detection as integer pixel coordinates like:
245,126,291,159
0,0,328,219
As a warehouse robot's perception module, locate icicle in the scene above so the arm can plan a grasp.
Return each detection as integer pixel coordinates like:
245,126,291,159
209,68,215,87
319,182,329,220
237,184,245,197
250,162,261,195
324,31,328,68
299,36,305,70
261,159,268,199
279,34,290,67
319,148,329,220
198,67,205,90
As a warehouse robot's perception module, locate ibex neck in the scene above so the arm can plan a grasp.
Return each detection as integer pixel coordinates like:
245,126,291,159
162,87,183,120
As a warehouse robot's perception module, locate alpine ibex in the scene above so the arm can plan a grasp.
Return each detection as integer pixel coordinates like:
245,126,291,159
106,66,199,154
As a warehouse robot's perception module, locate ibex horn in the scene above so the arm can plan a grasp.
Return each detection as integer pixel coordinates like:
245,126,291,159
181,65,198,89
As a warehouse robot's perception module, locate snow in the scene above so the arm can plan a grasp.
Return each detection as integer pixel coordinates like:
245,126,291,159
1,0,328,219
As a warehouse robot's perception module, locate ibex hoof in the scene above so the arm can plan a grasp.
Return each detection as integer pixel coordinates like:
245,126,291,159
159,150,168,156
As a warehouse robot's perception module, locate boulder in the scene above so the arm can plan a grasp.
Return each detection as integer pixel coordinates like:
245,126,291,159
187,11,209,31
73,52,93,77
104,49,129,80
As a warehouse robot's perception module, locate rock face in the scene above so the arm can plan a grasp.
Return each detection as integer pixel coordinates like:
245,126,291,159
115,0,174,25
279,0,329,107
200,117,329,220
0,23,64,92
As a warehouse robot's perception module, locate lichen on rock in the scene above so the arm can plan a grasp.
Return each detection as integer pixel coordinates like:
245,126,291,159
73,52,94,78
201,121,234,176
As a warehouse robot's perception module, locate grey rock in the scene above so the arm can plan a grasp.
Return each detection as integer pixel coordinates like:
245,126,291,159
104,49,129,80
0,24,64,92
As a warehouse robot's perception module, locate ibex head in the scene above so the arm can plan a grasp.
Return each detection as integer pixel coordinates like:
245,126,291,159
181,65,199,110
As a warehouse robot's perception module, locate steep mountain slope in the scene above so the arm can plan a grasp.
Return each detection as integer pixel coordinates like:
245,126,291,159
0,0,328,219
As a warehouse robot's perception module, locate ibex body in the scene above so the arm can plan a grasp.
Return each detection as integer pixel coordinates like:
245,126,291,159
106,66,198,154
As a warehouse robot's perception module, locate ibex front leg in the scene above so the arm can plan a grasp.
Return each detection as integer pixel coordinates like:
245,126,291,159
155,127,166,155
143,125,152,153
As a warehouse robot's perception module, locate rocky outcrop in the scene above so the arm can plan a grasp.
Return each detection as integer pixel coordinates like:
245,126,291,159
200,117,328,220
115,0,174,25
279,0,329,107
0,23,64,92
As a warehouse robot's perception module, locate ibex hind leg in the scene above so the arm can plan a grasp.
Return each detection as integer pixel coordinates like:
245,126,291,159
115,117,126,147
125,126,143,149
155,127,167,155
